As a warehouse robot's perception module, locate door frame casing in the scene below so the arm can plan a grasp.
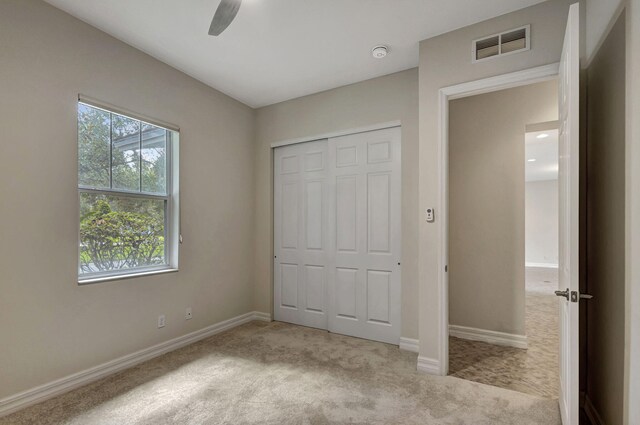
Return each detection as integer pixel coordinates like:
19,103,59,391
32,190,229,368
270,121,402,149
435,63,560,376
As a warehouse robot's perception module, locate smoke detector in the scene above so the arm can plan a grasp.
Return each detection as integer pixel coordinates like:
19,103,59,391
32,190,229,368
371,45,389,59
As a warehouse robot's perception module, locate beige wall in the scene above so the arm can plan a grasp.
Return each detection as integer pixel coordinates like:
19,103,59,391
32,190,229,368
586,12,625,425
418,0,574,361
586,0,626,61
448,81,558,336
254,69,420,338
0,0,256,398
626,1,640,423
526,180,559,266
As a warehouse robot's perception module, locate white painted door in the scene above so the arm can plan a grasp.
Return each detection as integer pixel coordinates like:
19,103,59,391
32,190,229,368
557,3,580,424
327,127,402,344
274,140,329,329
274,127,402,345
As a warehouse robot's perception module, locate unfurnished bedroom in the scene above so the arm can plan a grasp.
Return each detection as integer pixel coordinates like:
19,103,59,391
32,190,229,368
0,1,637,425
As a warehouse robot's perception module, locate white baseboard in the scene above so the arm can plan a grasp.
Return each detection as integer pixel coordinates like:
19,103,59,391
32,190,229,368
583,394,606,425
252,311,272,322
416,356,441,375
0,311,271,418
525,262,559,269
399,337,419,353
449,325,528,349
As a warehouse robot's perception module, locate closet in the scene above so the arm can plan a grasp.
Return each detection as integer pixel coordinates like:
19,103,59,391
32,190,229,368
273,126,401,344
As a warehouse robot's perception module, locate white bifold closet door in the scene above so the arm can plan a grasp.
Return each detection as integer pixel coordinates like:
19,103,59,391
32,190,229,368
327,128,402,344
274,127,401,345
274,139,330,330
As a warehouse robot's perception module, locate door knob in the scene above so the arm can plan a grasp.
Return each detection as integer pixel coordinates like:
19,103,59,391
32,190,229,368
555,289,594,302
570,291,594,302
555,288,570,301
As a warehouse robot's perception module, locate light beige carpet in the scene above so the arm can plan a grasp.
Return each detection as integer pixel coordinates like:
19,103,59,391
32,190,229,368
1,321,560,425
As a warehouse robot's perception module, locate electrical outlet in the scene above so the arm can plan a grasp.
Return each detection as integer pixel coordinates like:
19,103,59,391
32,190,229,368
158,314,166,328
185,307,192,320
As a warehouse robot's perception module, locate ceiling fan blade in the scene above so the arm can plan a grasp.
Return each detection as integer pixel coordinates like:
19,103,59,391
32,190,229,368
208,0,242,36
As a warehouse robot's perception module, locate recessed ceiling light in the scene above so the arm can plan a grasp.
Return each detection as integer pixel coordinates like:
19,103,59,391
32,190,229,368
371,45,389,59
537,133,549,139
528,158,537,162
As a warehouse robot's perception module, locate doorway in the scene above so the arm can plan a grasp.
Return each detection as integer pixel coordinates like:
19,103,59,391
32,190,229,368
434,7,581,422
523,124,561,394
446,80,560,399
273,126,402,345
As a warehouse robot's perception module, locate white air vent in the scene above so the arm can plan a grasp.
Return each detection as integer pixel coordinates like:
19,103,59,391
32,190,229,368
473,25,530,62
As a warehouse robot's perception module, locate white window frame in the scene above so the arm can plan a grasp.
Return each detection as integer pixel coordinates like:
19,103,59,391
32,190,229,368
77,97,180,284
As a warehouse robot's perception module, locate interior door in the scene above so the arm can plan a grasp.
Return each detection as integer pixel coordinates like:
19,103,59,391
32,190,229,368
327,127,402,344
274,140,329,330
557,3,580,424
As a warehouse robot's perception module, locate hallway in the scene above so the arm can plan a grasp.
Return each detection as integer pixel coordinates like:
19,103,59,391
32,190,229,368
449,267,559,399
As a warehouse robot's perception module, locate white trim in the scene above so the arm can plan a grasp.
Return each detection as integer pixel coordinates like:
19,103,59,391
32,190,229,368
78,95,180,132
252,311,273,322
270,121,401,148
416,356,441,375
78,267,179,285
449,325,528,349
437,63,559,376
399,337,419,353
0,311,271,418
525,120,559,133
437,88,450,377
583,394,606,425
525,262,559,269
442,63,559,100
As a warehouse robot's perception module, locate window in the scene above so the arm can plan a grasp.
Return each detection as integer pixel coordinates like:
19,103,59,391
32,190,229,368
77,101,179,282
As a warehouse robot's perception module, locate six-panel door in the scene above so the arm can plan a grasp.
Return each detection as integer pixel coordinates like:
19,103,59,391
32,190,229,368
327,127,401,344
274,140,329,329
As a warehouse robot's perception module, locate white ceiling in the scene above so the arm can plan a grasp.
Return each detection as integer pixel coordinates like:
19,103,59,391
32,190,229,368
44,0,547,108
525,129,558,182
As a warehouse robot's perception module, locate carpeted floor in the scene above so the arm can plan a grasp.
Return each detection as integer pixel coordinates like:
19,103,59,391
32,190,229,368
449,267,559,399
1,321,560,425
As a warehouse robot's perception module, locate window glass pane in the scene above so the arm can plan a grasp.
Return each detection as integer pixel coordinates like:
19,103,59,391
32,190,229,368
111,114,140,191
79,192,166,275
78,104,110,188
141,124,167,194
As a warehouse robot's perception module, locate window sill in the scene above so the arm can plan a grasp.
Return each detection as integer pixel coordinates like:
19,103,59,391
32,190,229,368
78,268,179,285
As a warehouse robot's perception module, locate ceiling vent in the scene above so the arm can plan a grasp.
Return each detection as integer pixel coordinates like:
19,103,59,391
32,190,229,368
473,25,530,62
